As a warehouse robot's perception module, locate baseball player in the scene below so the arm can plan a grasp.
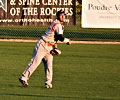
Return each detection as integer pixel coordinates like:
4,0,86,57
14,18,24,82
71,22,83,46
19,10,71,88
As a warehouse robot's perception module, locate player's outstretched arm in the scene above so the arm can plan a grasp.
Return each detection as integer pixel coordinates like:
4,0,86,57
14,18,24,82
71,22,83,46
55,34,71,45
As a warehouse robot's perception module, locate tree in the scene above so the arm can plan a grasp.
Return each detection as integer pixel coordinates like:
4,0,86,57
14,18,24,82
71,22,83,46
76,0,81,15
77,0,82,4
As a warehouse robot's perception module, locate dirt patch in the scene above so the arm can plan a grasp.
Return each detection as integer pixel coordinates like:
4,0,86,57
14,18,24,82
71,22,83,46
0,39,120,45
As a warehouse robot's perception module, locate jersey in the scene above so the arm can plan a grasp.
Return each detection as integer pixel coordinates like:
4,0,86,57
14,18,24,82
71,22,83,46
41,19,64,45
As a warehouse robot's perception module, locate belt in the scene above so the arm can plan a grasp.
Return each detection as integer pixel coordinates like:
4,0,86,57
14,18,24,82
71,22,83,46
41,38,52,46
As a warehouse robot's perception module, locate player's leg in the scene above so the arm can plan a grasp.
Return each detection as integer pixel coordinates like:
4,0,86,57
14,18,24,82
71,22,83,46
19,40,45,87
43,54,53,88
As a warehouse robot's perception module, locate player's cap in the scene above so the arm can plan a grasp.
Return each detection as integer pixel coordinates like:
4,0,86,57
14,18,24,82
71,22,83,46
56,10,66,17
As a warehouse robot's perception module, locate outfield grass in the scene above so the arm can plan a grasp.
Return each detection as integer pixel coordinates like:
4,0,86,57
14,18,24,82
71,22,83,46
0,42,120,100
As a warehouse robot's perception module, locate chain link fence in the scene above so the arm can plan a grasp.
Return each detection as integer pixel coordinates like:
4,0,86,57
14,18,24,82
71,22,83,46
0,4,120,41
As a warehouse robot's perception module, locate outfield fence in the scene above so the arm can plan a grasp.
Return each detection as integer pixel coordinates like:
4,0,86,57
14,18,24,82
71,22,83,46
0,5,120,41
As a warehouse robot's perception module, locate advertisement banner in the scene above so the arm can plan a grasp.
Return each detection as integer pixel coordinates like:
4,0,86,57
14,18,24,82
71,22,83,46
0,0,75,26
82,0,120,28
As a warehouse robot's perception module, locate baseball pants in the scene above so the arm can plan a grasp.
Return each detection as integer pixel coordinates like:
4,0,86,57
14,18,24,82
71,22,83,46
21,39,53,85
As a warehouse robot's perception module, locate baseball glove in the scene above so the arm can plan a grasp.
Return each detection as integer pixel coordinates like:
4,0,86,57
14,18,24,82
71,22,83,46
50,49,61,55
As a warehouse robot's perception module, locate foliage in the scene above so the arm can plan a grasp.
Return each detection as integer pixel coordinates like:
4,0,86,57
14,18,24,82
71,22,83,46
76,1,81,15
77,0,82,4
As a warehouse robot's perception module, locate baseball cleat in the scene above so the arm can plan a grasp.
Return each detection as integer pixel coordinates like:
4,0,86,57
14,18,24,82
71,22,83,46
19,78,28,87
45,83,52,88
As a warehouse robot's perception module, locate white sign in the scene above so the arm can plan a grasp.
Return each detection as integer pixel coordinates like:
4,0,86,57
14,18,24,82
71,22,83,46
82,0,120,28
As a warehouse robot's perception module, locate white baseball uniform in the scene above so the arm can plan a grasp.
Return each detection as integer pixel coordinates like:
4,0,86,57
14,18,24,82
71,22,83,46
20,19,65,86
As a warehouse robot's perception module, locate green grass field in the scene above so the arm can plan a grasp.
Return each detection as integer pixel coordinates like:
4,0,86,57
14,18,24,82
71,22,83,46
0,42,120,100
